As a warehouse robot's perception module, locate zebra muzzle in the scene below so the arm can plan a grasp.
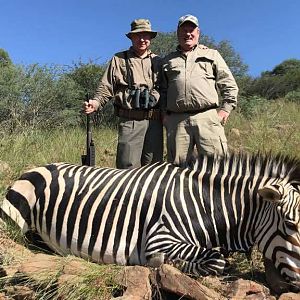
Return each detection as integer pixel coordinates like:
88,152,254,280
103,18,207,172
264,258,300,294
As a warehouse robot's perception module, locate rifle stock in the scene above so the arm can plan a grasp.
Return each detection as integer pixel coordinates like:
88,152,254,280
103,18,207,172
82,95,95,166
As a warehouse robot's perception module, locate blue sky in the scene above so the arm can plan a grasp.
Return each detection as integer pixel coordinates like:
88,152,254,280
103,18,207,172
1,0,299,77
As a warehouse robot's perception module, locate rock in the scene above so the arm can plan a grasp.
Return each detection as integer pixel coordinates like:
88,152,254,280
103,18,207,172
62,258,89,275
158,264,224,300
0,293,6,300
278,292,300,300
226,278,274,300
114,266,152,300
18,253,62,282
0,222,35,277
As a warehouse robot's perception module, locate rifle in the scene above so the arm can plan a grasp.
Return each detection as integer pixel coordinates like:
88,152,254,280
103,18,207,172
81,94,95,166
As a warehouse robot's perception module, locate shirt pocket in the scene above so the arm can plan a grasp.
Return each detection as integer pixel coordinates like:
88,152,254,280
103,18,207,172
165,61,182,82
195,59,215,79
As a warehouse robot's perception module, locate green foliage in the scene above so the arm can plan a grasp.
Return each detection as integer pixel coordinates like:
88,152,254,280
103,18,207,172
66,59,105,99
0,63,82,132
214,40,248,78
237,95,269,118
267,59,300,76
0,127,117,184
0,48,12,66
285,89,300,103
0,64,25,131
246,59,300,99
66,60,118,127
0,217,25,247
150,31,178,57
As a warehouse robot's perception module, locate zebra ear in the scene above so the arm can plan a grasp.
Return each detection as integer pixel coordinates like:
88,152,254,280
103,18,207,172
258,185,283,202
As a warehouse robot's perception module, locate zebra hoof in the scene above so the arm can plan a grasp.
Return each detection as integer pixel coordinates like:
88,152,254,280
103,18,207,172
147,253,166,268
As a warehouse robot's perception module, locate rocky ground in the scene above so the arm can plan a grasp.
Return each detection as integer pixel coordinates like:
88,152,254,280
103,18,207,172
0,223,299,300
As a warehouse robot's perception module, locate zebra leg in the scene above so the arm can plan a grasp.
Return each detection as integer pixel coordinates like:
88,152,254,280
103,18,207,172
146,247,226,276
174,248,227,276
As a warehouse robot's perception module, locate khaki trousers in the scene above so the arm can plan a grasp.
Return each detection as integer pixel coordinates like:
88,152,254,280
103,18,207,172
116,118,163,169
164,109,227,165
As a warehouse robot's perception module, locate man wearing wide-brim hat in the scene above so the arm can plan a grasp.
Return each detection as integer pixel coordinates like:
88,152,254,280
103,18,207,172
83,19,163,169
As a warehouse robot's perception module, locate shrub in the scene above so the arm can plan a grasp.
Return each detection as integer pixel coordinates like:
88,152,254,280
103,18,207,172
236,95,269,119
285,89,300,104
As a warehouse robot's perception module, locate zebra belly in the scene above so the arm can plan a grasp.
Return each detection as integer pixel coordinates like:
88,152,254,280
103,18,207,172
37,228,147,267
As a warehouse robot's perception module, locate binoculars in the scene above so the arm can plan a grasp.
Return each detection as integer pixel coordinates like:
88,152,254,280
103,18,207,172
130,88,156,109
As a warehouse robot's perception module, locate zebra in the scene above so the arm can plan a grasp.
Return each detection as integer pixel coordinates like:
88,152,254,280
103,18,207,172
1,152,300,287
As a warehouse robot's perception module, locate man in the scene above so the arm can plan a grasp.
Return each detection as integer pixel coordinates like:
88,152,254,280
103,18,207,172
84,19,163,169
161,14,238,165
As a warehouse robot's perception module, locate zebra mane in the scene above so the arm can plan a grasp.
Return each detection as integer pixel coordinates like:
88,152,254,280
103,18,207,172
184,151,300,185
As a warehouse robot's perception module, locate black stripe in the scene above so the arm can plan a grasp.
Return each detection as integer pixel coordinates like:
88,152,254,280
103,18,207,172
45,165,60,236
19,171,47,231
77,168,115,252
55,166,79,243
112,167,146,262
4,189,32,228
88,170,122,257
124,164,159,263
66,167,95,248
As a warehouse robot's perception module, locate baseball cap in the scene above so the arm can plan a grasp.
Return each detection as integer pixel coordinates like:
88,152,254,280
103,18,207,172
178,14,199,28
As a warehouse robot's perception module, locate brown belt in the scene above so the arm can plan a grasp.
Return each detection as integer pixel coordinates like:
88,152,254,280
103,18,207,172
116,108,161,121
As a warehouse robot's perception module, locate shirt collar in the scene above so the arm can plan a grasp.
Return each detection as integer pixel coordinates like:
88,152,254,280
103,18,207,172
128,47,152,58
176,44,198,53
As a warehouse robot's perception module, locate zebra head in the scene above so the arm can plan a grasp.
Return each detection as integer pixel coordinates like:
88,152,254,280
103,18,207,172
257,181,300,287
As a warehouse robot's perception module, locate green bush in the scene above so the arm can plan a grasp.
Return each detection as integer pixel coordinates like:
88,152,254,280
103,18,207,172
246,59,300,99
285,89,300,103
0,64,83,133
236,95,269,118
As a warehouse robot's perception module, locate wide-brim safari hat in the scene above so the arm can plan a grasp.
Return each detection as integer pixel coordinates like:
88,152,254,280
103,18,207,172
126,19,157,39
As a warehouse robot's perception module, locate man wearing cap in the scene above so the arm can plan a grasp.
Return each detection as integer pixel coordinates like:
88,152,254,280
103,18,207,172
84,19,163,169
161,14,238,165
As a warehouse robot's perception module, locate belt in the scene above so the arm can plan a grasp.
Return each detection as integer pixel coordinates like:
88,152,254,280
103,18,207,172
166,105,217,115
116,108,161,121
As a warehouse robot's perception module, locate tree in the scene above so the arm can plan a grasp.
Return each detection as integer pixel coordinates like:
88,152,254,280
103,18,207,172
269,59,300,76
66,61,116,127
246,59,300,99
0,48,12,66
67,60,105,99
150,32,177,58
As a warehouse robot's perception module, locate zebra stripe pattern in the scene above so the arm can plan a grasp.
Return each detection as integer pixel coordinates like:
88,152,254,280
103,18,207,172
1,152,300,283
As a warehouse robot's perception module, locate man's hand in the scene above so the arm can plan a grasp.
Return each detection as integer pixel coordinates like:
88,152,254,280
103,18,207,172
218,110,230,125
83,100,99,114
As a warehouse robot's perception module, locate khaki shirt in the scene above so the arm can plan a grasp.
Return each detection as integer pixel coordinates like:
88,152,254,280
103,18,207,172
161,45,239,113
92,47,161,110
